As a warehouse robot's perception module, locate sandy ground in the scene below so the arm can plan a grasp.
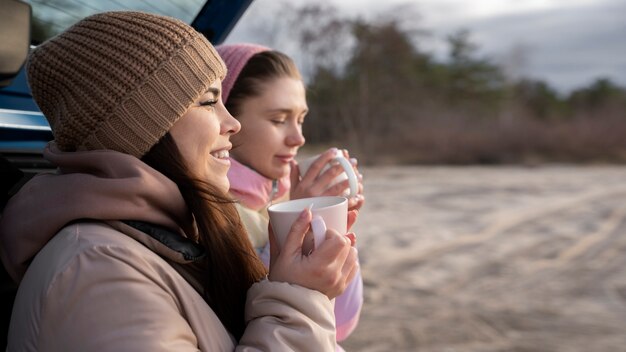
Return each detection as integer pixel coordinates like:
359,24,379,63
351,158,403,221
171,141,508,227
340,165,626,352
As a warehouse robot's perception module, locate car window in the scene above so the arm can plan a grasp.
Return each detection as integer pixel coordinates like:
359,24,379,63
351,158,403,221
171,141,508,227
30,0,205,44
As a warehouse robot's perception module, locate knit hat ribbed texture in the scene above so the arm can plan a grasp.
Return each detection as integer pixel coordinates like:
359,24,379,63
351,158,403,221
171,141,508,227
27,11,226,158
216,43,270,103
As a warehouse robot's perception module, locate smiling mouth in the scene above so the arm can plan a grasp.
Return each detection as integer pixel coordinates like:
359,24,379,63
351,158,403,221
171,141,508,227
211,150,229,159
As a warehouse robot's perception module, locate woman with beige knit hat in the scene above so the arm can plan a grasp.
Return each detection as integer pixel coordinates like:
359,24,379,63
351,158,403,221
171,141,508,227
0,11,358,351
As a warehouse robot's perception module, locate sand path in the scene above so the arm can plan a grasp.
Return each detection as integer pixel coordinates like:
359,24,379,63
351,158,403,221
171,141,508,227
342,165,626,352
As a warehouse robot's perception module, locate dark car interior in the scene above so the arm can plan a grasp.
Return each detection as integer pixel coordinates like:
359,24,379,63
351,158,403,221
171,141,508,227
0,2,33,347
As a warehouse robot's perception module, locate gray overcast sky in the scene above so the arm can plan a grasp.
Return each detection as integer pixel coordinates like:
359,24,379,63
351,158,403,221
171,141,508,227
226,0,626,95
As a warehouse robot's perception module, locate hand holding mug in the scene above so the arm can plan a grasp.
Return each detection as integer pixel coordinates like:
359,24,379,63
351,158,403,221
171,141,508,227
268,196,349,254
290,148,365,210
267,201,359,299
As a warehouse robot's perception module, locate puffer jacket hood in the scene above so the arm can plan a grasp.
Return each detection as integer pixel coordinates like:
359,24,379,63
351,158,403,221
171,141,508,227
0,142,196,282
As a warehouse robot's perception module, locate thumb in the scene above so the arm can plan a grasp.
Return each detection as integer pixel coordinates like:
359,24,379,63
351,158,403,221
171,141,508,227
290,160,301,188
282,207,312,255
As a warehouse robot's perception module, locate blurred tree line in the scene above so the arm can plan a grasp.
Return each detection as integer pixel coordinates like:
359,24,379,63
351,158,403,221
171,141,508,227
30,1,626,164
260,3,626,165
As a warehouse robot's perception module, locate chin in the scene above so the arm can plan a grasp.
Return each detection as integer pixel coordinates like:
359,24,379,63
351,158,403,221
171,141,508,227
206,174,230,194
218,179,230,194
272,167,290,180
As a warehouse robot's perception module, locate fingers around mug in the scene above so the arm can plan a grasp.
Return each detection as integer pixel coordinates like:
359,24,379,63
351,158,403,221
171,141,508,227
300,148,338,183
313,234,353,298
313,228,350,263
342,149,350,159
348,194,365,212
357,195,366,210
283,208,312,255
343,248,360,286
323,177,351,197
343,246,358,274
347,209,359,230
347,194,360,211
315,160,343,183
347,195,357,209
336,246,358,294
289,160,301,187
334,156,358,197
346,232,357,247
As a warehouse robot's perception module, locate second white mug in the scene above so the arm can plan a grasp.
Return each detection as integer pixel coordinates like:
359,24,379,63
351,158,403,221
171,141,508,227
297,149,358,198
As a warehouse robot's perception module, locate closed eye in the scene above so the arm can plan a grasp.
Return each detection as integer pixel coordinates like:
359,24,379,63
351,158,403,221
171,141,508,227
200,99,218,107
199,87,220,108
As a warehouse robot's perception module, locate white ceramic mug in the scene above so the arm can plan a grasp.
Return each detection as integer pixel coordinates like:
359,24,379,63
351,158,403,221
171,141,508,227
267,196,348,255
297,149,358,198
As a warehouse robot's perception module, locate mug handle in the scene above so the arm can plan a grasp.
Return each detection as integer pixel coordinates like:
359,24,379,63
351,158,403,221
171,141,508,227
334,156,358,198
311,215,327,250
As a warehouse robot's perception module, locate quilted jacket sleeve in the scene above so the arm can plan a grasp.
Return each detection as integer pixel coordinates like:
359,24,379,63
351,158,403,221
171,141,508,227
238,280,336,351
258,242,363,342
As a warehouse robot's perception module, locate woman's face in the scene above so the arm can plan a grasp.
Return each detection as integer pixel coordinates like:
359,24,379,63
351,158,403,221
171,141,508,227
169,79,241,193
229,76,308,180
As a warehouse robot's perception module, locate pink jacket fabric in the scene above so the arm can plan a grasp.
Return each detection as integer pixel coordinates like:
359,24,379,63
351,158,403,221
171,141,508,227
228,159,363,344
227,158,290,211
0,143,337,351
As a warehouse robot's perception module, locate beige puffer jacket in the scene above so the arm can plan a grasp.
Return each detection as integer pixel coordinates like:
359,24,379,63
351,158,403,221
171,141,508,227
0,144,336,351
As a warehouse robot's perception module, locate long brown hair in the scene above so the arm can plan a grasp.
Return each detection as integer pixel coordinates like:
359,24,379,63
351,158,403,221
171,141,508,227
142,133,267,339
225,50,302,115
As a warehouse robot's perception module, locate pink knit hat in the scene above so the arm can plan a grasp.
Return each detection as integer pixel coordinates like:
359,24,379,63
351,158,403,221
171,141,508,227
216,43,271,103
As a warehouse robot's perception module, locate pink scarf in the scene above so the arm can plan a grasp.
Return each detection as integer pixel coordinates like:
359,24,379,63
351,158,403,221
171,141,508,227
227,158,290,211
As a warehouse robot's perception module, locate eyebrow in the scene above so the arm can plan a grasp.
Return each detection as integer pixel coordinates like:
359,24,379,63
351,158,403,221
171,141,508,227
265,107,309,115
206,87,220,96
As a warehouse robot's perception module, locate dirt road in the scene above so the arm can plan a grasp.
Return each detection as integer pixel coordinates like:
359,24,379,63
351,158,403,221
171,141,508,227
342,165,626,352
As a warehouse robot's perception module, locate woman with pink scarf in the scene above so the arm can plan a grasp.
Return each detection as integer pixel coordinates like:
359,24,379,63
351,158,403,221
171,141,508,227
217,43,365,350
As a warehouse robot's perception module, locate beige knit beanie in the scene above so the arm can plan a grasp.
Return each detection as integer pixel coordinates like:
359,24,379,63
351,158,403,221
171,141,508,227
27,11,226,158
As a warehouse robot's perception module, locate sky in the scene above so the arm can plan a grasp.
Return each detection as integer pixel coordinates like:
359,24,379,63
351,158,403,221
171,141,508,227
226,0,626,95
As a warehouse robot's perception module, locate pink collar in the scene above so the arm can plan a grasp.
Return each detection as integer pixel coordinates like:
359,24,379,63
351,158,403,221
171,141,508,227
227,158,290,211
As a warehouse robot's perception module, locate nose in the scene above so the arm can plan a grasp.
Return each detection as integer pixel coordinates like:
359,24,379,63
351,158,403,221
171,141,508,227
221,107,241,135
285,123,305,147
